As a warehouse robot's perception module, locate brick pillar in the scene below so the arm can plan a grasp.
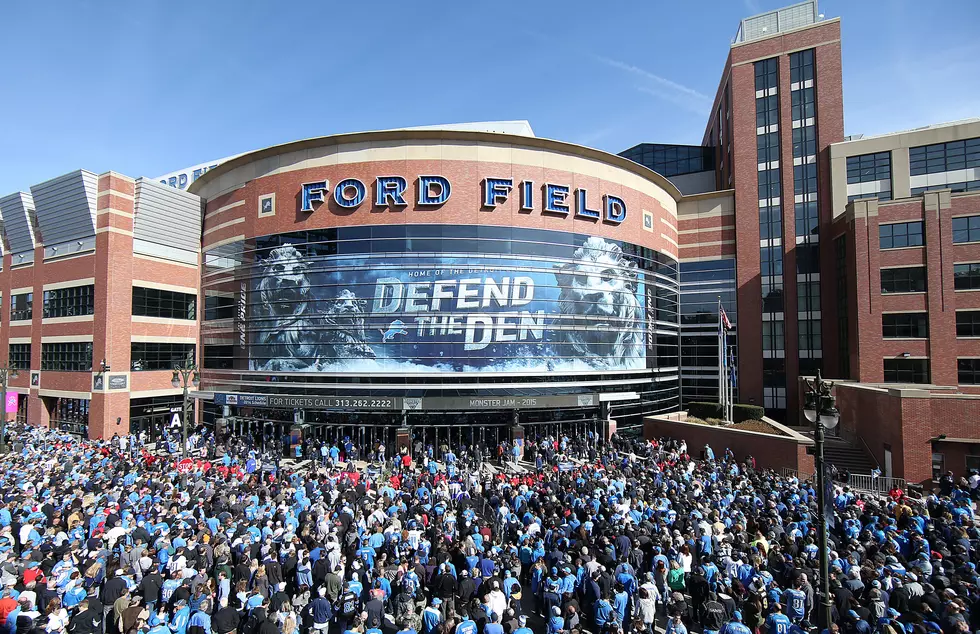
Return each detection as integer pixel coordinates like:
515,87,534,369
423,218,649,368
849,200,884,382
924,191,957,386
88,172,135,439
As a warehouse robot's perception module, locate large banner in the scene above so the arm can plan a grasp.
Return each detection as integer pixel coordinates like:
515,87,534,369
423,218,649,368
249,236,646,373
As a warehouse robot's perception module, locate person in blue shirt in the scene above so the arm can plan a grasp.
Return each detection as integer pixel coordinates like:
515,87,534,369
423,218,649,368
782,582,807,623
546,606,564,634
721,612,753,634
766,603,792,634
484,612,504,634
512,615,533,634
594,596,613,629
421,598,443,634
454,614,478,634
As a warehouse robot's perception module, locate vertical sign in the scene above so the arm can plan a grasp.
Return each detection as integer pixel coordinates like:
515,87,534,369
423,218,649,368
4,393,17,414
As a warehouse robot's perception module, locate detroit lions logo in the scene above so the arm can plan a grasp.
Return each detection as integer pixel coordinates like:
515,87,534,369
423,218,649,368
380,319,408,342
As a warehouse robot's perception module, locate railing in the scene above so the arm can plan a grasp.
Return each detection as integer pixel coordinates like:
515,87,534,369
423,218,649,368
856,434,880,469
848,473,906,494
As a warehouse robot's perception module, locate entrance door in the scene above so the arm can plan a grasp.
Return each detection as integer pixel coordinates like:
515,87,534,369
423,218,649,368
884,446,893,479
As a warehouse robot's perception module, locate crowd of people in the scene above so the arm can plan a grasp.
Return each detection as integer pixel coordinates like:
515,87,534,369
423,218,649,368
0,422,977,634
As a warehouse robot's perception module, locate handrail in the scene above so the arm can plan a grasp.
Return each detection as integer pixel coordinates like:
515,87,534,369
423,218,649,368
856,434,880,469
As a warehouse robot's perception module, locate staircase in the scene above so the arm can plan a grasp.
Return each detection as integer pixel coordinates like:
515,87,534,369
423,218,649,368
822,436,877,474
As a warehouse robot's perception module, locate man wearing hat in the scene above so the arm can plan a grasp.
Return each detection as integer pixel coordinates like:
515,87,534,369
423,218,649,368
421,598,442,634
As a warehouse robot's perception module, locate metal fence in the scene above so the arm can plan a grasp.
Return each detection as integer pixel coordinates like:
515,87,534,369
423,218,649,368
848,473,906,494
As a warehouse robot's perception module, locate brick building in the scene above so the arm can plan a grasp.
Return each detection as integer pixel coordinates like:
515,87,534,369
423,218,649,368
1,0,978,482
0,171,201,440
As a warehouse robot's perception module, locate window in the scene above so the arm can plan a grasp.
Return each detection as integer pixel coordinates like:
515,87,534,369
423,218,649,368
755,58,778,91
796,244,820,275
760,205,782,240
41,342,93,372
764,386,787,410
932,453,945,481
132,287,197,320
879,222,924,249
761,246,783,276
847,152,892,184
798,281,821,313
42,285,94,318
757,132,780,163
952,216,980,244
909,137,980,176
756,95,779,128
799,319,822,351
203,345,234,369
793,125,817,159
956,311,980,337
131,343,196,372
758,168,781,199
8,344,30,370
795,201,818,237
10,293,32,322
882,313,929,338
789,49,814,84
954,263,980,290
762,321,785,352
959,359,980,384
762,278,784,313
880,267,927,293
790,87,815,121
794,164,818,196
912,181,980,196
883,358,929,384
205,295,236,321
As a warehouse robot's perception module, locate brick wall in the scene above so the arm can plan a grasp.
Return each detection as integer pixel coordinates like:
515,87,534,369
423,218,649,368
836,382,980,483
643,415,815,474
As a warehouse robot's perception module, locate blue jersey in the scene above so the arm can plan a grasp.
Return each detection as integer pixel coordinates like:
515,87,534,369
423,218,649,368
782,589,806,620
766,613,792,634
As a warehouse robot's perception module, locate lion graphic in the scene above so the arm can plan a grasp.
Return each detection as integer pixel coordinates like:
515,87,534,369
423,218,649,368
319,289,377,363
252,244,375,371
554,237,643,369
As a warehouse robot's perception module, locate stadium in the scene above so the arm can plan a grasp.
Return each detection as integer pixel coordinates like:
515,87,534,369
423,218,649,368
191,128,685,452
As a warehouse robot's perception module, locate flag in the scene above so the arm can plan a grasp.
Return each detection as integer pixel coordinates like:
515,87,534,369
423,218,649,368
720,306,732,331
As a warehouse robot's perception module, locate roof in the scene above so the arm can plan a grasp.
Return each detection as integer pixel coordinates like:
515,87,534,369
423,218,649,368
187,128,684,201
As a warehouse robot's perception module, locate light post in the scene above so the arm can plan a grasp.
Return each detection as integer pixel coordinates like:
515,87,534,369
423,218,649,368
171,358,200,459
0,366,20,453
803,370,840,631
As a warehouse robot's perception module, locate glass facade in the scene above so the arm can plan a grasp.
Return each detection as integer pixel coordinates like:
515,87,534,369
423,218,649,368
846,152,892,202
131,343,196,371
43,285,94,319
909,137,980,175
790,49,822,377
618,144,715,177
756,56,786,416
679,259,737,405
40,342,93,372
201,225,682,420
132,286,197,320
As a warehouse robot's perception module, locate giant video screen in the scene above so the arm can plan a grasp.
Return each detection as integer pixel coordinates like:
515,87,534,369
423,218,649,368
247,233,657,373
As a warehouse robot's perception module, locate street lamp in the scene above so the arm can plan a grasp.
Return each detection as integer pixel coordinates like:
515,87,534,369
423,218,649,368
803,370,839,631
171,358,200,459
0,366,20,453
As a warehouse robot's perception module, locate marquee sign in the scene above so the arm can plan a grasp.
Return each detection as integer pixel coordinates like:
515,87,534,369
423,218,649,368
300,176,627,224
213,392,598,411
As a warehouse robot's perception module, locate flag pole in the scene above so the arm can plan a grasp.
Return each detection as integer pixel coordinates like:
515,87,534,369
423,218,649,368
718,297,725,421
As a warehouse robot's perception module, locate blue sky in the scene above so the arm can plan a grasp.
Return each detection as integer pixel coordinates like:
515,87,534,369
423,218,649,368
0,0,977,193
